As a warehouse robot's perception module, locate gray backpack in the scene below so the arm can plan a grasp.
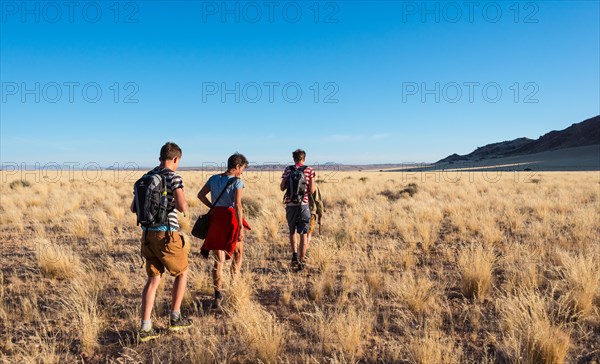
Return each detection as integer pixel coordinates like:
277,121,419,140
286,165,308,204
133,169,170,228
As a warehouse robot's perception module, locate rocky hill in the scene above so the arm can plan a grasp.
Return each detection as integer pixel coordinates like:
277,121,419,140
437,115,600,163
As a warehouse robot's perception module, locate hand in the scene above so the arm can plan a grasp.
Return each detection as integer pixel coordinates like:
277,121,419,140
238,231,245,242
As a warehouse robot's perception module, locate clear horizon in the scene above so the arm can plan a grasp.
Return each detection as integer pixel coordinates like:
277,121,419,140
1,1,599,165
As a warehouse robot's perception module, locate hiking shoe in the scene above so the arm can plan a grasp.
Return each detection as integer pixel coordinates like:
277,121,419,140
297,261,305,272
291,254,299,269
211,297,222,309
137,328,160,342
169,316,193,331
211,291,223,309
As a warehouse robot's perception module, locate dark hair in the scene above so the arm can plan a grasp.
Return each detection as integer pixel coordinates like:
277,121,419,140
227,153,248,170
292,149,306,163
159,142,182,162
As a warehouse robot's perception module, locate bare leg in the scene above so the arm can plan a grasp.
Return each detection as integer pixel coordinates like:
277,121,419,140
142,276,161,321
299,233,309,263
231,241,244,276
289,233,297,255
213,250,225,292
171,268,188,312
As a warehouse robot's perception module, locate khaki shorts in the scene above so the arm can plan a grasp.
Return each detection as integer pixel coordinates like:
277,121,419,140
141,230,190,277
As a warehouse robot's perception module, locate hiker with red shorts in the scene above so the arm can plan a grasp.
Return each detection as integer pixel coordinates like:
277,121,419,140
280,149,316,271
197,153,250,307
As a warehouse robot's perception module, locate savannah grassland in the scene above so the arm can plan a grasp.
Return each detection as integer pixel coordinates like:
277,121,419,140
0,168,599,364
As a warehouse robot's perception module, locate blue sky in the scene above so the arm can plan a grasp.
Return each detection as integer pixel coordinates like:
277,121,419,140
1,0,599,166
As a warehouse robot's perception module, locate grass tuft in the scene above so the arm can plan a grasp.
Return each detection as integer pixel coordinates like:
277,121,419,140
458,243,495,301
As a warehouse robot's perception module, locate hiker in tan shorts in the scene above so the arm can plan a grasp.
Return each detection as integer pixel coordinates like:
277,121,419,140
130,142,192,342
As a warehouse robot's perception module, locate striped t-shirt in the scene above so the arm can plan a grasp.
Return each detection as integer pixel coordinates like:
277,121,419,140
141,166,184,230
281,164,315,205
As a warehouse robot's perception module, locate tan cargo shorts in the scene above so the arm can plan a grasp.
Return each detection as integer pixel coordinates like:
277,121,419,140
141,230,190,277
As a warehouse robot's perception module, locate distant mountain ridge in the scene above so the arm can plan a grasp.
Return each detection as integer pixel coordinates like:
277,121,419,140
437,115,600,163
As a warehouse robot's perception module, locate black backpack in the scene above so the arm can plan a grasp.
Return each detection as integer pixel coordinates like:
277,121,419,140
286,165,308,204
133,169,170,228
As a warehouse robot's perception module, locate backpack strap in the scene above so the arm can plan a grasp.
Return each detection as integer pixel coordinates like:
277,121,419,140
207,177,239,214
286,166,295,197
148,167,173,241
161,172,172,241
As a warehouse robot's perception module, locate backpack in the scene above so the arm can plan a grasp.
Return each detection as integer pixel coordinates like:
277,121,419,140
286,165,308,204
133,169,170,228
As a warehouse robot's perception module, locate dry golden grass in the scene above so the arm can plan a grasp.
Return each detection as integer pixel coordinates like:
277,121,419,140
35,238,81,279
554,249,600,319
66,212,90,238
498,289,571,364
304,305,374,360
458,243,496,301
231,302,287,363
387,270,438,316
0,169,598,363
220,273,287,363
60,271,103,356
406,326,463,364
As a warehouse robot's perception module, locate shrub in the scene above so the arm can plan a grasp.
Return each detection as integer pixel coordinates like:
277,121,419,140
9,180,31,189
380,189,400,201
529,178,542,184
401,183,418,196
380,183,418,201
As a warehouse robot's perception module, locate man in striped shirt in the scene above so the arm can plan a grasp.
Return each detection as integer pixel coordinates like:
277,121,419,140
280,149,316,271
130,142,192,342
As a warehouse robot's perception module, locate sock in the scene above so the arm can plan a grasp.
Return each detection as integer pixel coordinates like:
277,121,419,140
292,252,298,259
170,310,181,321
141,319,152,331
215,290,222,300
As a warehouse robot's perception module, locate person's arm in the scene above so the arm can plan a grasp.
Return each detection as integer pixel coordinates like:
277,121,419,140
197,182,212,209
280,168,289,192
280,177,287,192
234,187,244,241
170,174,187,213
309,171,316,194
173,188,187,213
130,197,136,213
